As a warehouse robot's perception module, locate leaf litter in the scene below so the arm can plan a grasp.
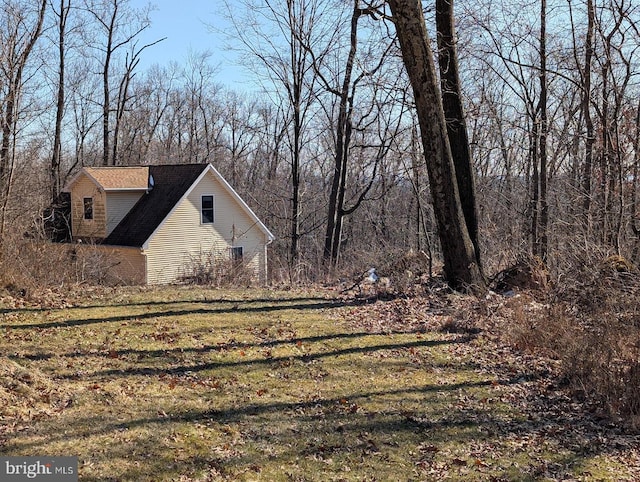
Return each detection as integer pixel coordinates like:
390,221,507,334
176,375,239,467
339,289,640,480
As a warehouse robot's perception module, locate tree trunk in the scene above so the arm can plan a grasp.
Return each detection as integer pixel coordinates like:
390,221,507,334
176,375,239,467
536,0,549,261
0,0,47,242
435,0,482,267
323,2,359,270
52,0,71,204
388,0,485,291
289,31,303,268
102,4,117,166
581,0,595,233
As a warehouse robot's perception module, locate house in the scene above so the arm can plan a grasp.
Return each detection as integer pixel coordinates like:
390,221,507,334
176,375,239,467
64,163,275,285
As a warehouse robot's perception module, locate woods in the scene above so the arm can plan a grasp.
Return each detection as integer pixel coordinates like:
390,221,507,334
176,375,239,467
0,0,639,286
2,1,640,475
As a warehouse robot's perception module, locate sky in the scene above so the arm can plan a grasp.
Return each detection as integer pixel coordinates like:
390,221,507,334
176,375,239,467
130,0,252,90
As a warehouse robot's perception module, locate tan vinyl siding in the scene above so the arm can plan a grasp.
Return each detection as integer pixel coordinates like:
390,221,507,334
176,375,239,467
103,246,145,284
70,175,106,239
144,171,268,284
105,191,144,235
80,245,145,285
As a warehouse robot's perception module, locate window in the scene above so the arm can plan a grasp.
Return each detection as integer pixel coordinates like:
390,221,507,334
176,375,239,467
230,246,243,263
83,197,93,220
201,195,214,223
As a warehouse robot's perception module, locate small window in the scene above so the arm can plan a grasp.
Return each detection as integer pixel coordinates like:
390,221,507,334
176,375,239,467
230,246,243,263
201,195,214,224
83,197,93,220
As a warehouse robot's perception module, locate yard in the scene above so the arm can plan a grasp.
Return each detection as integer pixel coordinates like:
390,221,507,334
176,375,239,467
1,286,639,481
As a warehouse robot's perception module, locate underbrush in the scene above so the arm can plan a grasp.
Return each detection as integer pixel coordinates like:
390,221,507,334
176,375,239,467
181,252,255,287
490,253,640,429
0,234,118,297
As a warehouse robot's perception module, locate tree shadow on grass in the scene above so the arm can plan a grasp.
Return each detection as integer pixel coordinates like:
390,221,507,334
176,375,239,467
56,335,474,380
0,295,336,315
7,375,638,481
5,378,494,450
0,298,351,330
21,329,463,362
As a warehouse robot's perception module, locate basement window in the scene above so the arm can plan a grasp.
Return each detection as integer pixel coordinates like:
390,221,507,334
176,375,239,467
201,195,214,224
83,197,93,220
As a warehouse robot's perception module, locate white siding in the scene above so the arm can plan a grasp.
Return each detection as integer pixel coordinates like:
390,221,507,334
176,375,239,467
105,191,144,235
144,171,268,284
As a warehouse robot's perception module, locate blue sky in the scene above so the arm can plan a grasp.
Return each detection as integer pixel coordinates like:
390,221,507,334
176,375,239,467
130,0,250,89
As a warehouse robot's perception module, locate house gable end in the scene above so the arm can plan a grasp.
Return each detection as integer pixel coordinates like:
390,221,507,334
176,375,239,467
141,164,274,249
65,169,103,193
206,164,276,243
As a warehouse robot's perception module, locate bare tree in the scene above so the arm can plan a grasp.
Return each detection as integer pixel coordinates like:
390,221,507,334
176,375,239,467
435,0,482,266
387,0,486,291
83,0,152,165
569,0,596,232
310,0,396,271
0,0,47,242
50,0,72,203
112,64,175,164
533,0,549,260
222,0,326,271
221,92,258,187
111,37,164,165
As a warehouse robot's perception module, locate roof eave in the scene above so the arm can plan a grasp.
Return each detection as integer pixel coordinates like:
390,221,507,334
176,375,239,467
103,187,149,192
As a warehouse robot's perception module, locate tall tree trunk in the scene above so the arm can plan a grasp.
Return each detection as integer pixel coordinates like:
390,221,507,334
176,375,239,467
52,0,71,203
435,0,482,267
581,0,595,234
535,0,549,261
388,0,485,292
600,63,610,244
289,28,303,268
529,107,540,253
323,1,360,271
102,4,118,166
290,104,301,266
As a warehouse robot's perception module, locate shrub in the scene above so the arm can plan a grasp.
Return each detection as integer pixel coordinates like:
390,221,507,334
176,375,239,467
497,251,640,428
0,232,122,297
181,251,254,287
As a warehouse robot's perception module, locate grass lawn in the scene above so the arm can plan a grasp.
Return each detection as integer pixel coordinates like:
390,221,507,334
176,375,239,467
1,286,638,481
